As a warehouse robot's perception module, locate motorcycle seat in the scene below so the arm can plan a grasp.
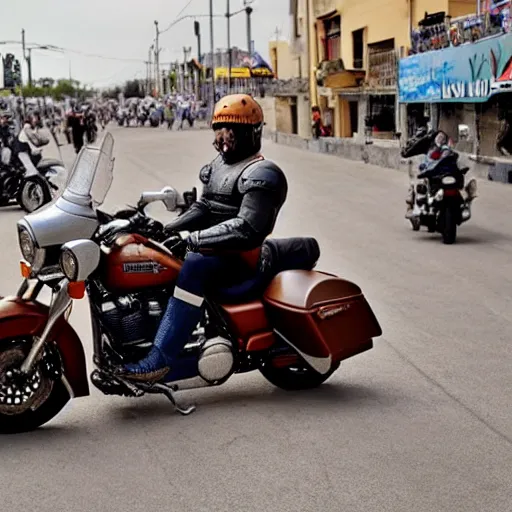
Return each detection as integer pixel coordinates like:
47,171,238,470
216,237,320,303
37,158,64,170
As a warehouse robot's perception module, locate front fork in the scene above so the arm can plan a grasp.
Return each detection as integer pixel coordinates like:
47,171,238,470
17,278,73,375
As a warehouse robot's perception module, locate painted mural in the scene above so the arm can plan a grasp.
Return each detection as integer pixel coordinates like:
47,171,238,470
399,33,512,102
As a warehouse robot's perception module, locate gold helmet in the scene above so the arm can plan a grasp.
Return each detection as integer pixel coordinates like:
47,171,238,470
212,94,263,126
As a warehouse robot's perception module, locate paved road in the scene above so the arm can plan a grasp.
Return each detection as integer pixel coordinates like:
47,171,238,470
2,126,512,512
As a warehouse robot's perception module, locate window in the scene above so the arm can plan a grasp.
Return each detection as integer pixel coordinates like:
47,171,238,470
323,16,341,61
352,29,364,69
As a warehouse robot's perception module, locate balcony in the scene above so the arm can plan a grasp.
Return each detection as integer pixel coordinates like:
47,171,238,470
410,10,508,55
366,48,398,90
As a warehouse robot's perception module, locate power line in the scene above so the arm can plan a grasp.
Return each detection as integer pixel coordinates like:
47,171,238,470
161,0,196,33
0,39,145,63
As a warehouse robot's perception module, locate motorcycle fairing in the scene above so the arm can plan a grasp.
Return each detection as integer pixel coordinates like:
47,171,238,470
0,296,89,397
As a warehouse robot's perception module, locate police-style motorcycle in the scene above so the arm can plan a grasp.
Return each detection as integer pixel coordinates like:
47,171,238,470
402,129,477,245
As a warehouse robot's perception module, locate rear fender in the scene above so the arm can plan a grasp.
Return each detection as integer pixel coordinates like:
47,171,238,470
0,296,89,398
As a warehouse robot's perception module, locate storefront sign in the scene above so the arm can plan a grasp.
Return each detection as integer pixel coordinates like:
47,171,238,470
399,32,512,102
215,67,251,79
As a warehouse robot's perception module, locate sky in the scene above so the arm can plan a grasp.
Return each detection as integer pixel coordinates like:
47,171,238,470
1,0,290,88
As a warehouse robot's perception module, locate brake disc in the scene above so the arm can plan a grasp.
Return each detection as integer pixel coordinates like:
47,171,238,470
0,347,53,416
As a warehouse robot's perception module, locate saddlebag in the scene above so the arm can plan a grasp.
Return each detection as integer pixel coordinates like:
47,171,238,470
263,270,382,364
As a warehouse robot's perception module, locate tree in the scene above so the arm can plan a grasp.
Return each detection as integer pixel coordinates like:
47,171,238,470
124,79,144,98
102,86,122,99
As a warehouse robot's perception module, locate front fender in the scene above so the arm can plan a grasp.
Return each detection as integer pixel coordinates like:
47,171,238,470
0,296,89,398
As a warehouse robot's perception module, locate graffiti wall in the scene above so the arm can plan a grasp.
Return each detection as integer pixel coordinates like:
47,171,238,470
399,33,512,102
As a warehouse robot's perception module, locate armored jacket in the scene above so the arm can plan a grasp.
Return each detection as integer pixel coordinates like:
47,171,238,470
166,153,288,251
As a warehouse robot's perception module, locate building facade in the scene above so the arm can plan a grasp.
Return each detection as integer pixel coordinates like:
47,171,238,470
399,1,512,159
296,0,476,140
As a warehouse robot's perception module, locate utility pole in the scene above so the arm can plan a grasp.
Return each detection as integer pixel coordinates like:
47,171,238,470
226,0,232,92
183,46,192,93
21,29,32,87
194,21,202,100
194,21,202,64
154,21,160,95
148,44,154,95
245,5,253,55
210,0,216,111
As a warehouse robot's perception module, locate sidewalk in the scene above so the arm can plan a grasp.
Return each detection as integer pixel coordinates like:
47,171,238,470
263,129,511,184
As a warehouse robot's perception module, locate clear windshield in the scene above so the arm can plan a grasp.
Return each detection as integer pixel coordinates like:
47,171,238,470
63,132,114,207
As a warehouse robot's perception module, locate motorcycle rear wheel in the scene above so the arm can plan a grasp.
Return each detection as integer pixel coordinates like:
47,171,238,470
441,208,457,245
0,342,70,434
260,361,340,391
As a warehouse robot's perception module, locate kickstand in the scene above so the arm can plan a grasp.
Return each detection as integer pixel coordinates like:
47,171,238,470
150,383,196,416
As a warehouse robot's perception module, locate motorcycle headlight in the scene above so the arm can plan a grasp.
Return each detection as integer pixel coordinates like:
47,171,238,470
60,249,78,281
18,226,36,264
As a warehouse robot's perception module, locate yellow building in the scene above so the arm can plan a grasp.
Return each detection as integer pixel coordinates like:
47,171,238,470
298,0,476,139
260,38,311,138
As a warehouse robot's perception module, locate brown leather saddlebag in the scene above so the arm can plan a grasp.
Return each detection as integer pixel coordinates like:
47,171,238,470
263,270,382,364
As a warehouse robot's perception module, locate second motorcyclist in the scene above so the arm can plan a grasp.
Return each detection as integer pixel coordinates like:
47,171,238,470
119,94,288,382
405,130,477,219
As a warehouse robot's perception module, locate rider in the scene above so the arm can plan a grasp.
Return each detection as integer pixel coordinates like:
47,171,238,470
16,110,49,166
120,93,288,382
67,105,86,154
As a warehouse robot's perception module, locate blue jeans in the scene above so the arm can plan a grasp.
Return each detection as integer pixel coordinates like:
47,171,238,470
153,252,251,361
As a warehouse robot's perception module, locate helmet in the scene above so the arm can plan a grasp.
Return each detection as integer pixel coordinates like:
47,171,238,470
212,94,264,163
212,94,263,127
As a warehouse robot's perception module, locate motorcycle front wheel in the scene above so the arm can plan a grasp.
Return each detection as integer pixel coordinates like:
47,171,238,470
17,177,51,213
260,361,340,391
0,341,70,434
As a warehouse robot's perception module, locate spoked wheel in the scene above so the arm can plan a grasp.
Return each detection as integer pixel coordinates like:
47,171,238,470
260,355,340,391
0,340,69,434
18,178,51,213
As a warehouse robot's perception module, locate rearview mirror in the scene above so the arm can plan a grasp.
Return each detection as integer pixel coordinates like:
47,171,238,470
138,186,179,211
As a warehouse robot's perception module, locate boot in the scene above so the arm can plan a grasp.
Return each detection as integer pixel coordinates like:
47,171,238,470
120,296,202,382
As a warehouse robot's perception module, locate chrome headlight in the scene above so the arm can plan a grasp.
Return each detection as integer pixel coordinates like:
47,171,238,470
18,226,36,263
60,249,78,281
60,240,100,282
18,225,47,273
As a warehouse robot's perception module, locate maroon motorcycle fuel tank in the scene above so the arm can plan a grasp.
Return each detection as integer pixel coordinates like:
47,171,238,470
101,234,182,293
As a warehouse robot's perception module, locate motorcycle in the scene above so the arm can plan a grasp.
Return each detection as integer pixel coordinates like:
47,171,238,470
401,128,475,244
84,113,98,144
116,108,128,127
0,122,67,213
0,133,382,434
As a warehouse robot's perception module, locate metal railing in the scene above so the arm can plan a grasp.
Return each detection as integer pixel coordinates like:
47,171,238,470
366,48,398,89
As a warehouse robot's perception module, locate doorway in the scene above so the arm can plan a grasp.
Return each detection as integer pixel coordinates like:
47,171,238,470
349,101,359,136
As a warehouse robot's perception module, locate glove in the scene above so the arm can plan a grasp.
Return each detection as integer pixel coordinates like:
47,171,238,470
186,231,200,252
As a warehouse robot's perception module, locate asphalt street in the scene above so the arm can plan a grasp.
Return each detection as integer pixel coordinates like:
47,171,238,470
1,125,512,512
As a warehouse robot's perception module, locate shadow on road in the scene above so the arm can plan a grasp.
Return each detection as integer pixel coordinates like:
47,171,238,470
109,381,397,425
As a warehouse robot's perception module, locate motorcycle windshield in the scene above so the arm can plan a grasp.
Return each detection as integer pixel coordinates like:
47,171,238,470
63,132,114,207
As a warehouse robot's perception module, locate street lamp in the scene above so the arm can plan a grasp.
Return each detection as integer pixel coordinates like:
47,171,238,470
225,1,255,92
154,21,160,94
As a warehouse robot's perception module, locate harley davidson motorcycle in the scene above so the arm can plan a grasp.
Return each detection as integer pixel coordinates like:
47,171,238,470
0,134,382,434
402,128,476,244
0,122,67,213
